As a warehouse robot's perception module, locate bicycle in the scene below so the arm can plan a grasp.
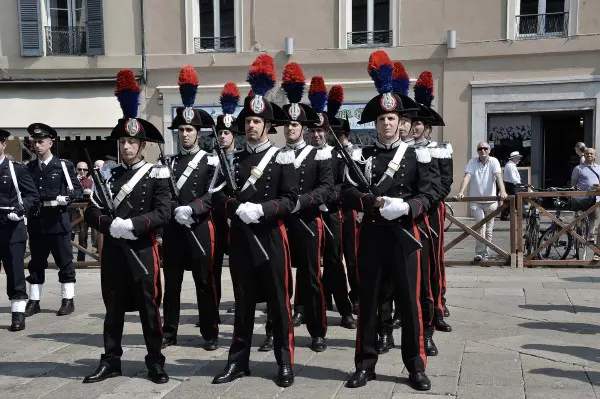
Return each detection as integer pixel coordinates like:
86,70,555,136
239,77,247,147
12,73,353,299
574,210,593,260
534,186,574,260
443,202,454,232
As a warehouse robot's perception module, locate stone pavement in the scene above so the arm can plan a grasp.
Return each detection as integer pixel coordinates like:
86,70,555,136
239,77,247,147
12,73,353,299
0,266,599,399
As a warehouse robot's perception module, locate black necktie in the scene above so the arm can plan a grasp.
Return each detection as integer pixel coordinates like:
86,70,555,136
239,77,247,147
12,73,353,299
40,163,46,171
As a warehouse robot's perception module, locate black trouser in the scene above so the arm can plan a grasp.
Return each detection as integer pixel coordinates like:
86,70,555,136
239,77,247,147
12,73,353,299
322,210,353,317
289,216,327,338
501,182,524,219
428,202,447,322
99,236,164,370
162,220,219,341
355,222,427,374
27,232,76,285
227,221,294,367
342,210,360,303
1,239,27,301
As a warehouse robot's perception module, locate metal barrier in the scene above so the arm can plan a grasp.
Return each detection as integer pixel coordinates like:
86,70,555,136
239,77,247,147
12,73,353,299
516,190,600,267
443,196,517,267
24,203,101,268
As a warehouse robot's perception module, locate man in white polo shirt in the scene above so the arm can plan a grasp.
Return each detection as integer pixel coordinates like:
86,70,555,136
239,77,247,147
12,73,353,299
456,141,507,261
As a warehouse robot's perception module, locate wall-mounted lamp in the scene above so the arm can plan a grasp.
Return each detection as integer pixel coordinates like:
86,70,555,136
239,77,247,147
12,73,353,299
285,37,294,56
447,30,457,49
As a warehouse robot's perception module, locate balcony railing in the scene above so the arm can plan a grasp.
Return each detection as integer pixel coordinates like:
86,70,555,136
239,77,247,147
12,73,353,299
347,30,392,48
194,36,236,53
516,12,569,39
45,26,87,56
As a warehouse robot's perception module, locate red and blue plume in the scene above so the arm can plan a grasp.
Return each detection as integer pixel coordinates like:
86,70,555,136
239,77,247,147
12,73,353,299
327,85,344,117
367,50,394,95
392,62,410,96
220,82,240,115
115,69,140,119
178,65,199,108
247,54,276,97
247,89,253,97
281,62,306,104
308,76,327,113
414,71,434,107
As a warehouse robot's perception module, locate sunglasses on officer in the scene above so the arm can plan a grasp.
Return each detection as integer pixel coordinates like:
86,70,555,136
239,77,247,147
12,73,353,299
77,168,88,172
477,146,489,151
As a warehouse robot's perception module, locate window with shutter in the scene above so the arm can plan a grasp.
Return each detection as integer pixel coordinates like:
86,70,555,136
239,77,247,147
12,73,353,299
86,0,104,55
18,0,44,57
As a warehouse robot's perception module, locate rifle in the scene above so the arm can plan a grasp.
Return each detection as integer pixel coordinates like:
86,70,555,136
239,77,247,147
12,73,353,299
158,147,206,256
83,149,149,281
211,126,270,265
329,128,423,255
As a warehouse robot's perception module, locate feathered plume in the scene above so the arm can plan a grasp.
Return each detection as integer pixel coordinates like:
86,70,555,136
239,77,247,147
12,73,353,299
247,54,276,96
220,82,240,115
414,71,434,107
115,69,140,119
178,65,199,108
327,85,344,117
247,89,254,97
367,50,394,95
308,76,327,113
281,62,306,104
392,62,410,96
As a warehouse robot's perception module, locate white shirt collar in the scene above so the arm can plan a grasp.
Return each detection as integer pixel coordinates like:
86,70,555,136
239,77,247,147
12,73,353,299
246,140,272,154
38,155,53,167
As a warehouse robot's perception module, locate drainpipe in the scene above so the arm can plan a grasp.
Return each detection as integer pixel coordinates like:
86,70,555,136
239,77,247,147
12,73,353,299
141,0,147,84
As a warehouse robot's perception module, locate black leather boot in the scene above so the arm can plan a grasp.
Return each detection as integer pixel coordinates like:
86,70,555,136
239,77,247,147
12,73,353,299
345,369,376,388
275,364,294,387
376,334,395,354
83,363,122,383
148,364,169,384
292,312,304,327
161,335,177,348
203,338,219,351
57,299,74,316
425,332,438,356
24,300,40,317
443,305,450,318
340,314,357,329
258,335,274,352
212,363,250,384
310,337,327,352
9,312,25,331
434,319,452,332
409,371,431,391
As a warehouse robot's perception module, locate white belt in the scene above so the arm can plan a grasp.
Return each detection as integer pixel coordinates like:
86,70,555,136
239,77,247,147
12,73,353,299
0,206,14,210
42,201,59,207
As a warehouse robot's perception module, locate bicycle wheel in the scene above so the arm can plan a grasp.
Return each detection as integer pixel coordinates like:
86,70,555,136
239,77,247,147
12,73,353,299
538,227,572,260
575,219,591,260
444,202,454,232
527,223,539,256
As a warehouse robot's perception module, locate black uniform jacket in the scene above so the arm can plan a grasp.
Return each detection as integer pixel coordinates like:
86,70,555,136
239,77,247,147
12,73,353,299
212,141,298,230
290,143,333,219
26,156,82,235
84,160,171,247
342,140,433,229
0,158,39,243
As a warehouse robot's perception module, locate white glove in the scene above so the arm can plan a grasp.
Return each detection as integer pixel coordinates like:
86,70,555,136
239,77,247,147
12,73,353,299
7,212,23,222
56,195,68,206
109,217,127,239
236,202,264,224
83,188,92,195
356,212,364,223
174,205,194,226
379,196,410,221
319,204,329,212
121,230,138,240
292,199,301,213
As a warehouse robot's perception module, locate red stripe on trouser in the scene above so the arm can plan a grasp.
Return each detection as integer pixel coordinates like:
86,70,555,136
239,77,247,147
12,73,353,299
440,202,447,292
337,209,348,282
208,220,218,330
412,224,427,369
278,221,295,364
151,234,162,334
316,218,327,335
354,221,362,354
422,214,435,327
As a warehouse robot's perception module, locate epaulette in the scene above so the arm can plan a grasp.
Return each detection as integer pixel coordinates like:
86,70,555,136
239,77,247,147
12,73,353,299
206,154,219,167
350,147,363,162
414,146,432,163
149,164,170,178
314,146,333,161
275,148,295,165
